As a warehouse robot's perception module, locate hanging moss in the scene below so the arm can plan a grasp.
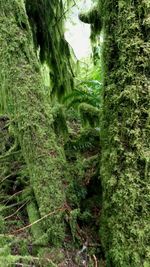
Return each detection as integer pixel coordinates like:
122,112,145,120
98,1,150,266
79,7,101,28
79,5,102,64
25,0,74,99
79,103,100,127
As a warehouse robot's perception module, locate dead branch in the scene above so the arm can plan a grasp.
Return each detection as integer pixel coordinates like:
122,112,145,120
4,200,29,220
11,206,66,234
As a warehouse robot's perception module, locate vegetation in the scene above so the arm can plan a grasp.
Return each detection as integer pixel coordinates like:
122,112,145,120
98,1,150,266
0,0,149,266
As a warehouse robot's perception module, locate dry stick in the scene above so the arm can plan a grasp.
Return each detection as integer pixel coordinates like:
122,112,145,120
11,207,66,234
4,200,29,220
0,172,17,184
93,254,98,267
0,201,24,210
0,190,23,204
13,264,34,267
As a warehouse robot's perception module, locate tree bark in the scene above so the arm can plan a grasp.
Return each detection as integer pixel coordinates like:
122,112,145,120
0,0,66,245
99,1,150,266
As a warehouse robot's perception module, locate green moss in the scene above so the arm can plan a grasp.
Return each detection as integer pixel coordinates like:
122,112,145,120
0,0,66,246
79,7,101,28
79,103,100,127
52,104,68,139
98,1,150,266
26,201,49,245
25,0,74,99
79,5,102,63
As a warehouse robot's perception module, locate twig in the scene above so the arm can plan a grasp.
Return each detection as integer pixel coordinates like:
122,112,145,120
14,264,35,267
0,201,24,210
0,190,23,204
11,206,66,234
0,172,17,184
5,190,23,205
93,254,98,267
88,243,101,247
53,1,76,27
0,150,21,160
4,200,29,220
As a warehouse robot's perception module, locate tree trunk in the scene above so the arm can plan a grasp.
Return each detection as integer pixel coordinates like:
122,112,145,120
99,1,150,266
0,0,66,245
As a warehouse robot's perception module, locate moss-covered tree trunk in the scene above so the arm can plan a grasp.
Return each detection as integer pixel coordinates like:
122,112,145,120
0,0,66,245
99,1,150,266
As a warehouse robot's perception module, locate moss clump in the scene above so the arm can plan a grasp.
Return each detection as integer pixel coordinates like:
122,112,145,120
79,6,102,29
79,6,102,64
25,0,74,99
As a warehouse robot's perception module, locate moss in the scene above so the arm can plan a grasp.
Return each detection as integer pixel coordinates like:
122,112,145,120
26,201,49,245
65,128,100,157
52,104,68,139
0,0,67,246
79,5,102,64
79,7,101,27
25,0,74,99
98,0,150,266
79,103,100,127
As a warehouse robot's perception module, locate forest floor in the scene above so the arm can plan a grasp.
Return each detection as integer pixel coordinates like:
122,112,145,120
1,200,105,266
0,117,104,266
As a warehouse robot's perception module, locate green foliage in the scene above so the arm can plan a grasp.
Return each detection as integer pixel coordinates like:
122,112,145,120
63,59,102,127
64,82,101,109
79,103,99,127
65,128,100,156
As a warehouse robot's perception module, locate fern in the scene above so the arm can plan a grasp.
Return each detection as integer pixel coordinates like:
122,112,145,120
65,128,100,155
63,82,101,109
63,78,101,126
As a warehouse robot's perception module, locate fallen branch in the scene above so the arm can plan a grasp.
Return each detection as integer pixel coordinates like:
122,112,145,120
11,206,66,234
4,200,29,220
0,190,23,204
